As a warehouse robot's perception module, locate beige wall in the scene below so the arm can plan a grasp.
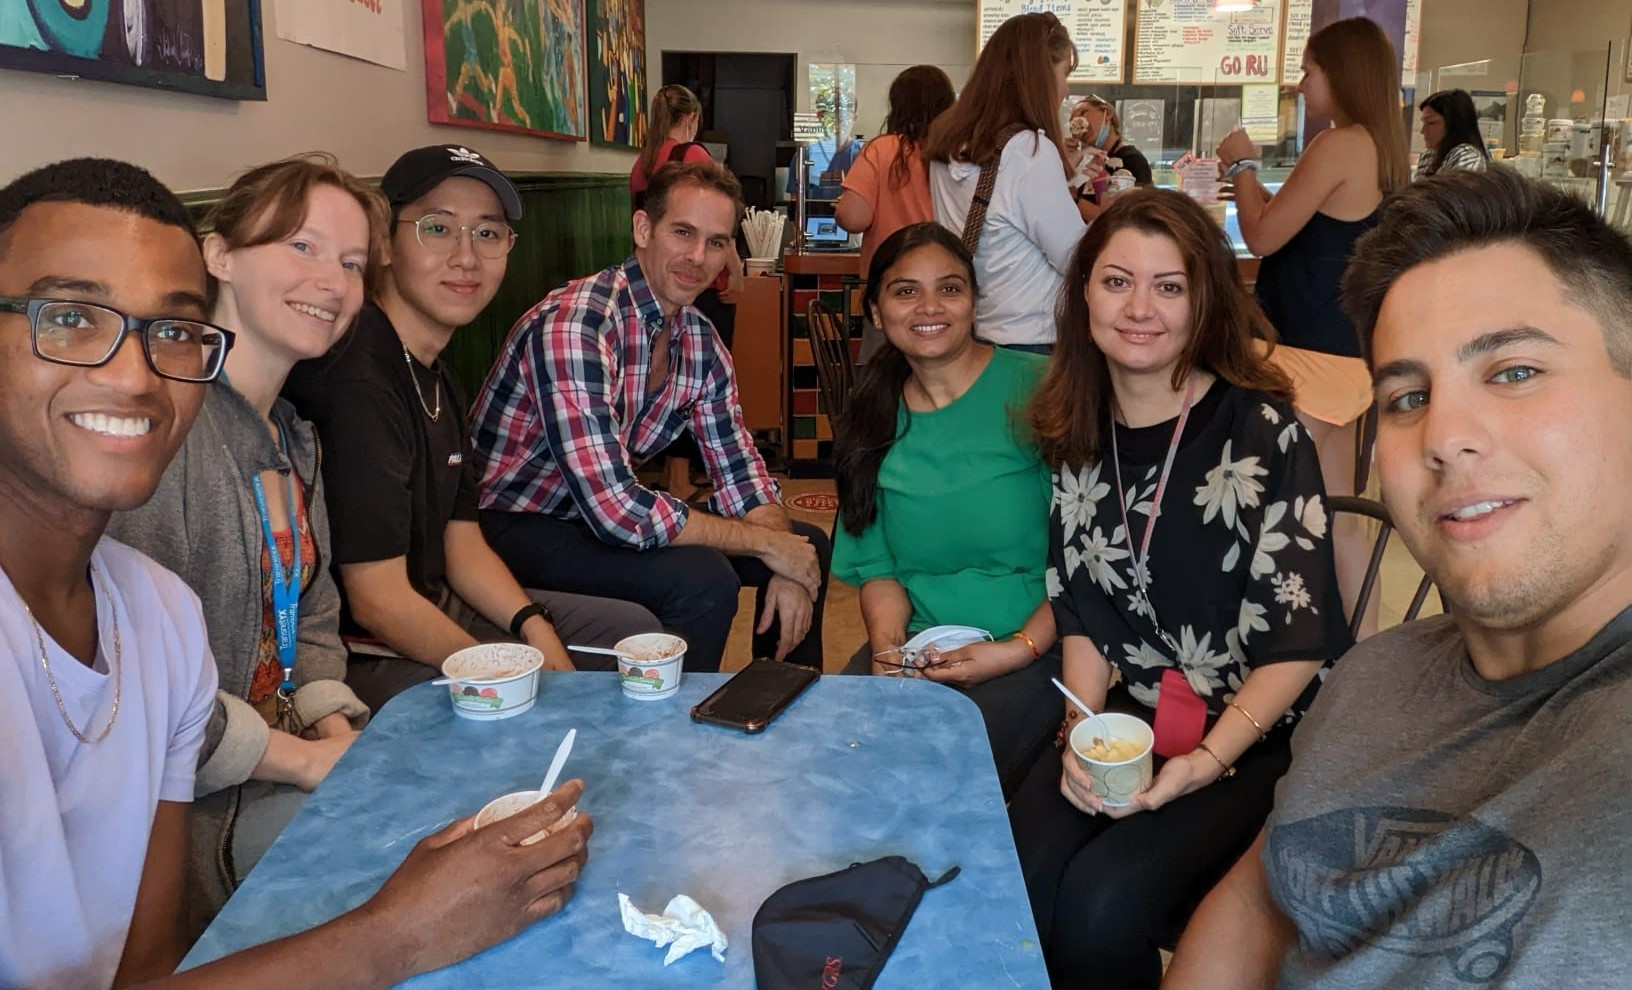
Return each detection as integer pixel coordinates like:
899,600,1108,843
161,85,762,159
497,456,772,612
0,2,635,194
1526,0,1631,58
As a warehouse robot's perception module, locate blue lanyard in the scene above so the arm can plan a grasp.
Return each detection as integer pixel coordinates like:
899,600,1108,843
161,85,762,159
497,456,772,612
251,471,302,696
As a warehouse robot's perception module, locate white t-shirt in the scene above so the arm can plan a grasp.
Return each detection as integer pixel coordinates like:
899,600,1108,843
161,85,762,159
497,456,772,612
930,129,1087,347
0,538,216,990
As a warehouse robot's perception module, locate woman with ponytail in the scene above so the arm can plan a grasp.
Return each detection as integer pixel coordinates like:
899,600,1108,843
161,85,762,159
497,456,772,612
630,83,745,501
832,222,1058,797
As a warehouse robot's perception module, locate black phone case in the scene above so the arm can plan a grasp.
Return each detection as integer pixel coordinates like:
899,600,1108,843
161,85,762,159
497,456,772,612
690,659,819,733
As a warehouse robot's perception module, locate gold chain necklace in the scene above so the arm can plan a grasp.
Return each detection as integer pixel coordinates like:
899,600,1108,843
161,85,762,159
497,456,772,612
24,565,122,745
402,343,442,422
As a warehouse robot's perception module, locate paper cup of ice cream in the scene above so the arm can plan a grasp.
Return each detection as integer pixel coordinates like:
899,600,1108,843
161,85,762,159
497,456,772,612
442,643,544,721
1069,713,1155,808
615,633,687,700
473,789,579,846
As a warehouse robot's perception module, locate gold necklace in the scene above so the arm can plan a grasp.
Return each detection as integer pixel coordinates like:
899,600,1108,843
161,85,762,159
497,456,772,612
24,566,122,745
402,343,442,422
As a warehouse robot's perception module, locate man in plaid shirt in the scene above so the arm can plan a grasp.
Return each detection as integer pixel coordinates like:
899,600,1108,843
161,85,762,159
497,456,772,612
472,161,829,671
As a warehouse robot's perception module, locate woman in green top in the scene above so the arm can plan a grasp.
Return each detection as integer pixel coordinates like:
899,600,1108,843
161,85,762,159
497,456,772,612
833,222,1060,796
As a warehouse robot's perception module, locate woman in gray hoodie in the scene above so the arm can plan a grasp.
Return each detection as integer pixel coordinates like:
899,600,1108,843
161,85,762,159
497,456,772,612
108,154,383,934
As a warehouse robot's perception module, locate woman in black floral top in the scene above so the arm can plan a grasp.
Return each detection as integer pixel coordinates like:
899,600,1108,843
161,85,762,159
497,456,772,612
1008,189,1352,989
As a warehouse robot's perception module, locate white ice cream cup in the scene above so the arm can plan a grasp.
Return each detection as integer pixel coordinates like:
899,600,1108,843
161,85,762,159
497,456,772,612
1069,713,1156,808
472,789,579,846
614,633,687,700
441,643,544,721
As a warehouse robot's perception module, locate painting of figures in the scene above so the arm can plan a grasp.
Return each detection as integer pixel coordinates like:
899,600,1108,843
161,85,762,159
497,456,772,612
587,0,645,148
0,0,266,100
423,0,587,141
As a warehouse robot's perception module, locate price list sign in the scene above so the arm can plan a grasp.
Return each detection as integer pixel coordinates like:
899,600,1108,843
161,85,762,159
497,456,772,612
977,0,1131,85
1133,0,1282,85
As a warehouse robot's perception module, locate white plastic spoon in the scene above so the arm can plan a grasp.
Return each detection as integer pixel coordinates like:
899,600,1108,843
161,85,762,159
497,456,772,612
567,644,632,661
539,728,576,796
1050,677,1116,744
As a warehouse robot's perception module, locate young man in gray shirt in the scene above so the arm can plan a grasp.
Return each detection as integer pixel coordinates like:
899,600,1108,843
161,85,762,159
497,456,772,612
1167,168,1632,988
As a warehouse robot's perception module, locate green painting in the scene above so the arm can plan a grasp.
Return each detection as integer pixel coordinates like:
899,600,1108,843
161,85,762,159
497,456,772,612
422,0,587,141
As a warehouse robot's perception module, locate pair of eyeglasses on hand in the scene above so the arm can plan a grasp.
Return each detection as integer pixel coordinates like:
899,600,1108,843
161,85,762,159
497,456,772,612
871,645,960,677
1,296,235,383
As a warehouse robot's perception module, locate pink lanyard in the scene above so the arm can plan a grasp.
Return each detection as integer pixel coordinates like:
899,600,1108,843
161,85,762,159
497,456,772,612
1108,374,1198,655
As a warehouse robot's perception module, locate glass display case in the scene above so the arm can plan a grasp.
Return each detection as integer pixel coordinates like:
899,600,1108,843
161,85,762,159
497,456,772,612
1431,41,1631,235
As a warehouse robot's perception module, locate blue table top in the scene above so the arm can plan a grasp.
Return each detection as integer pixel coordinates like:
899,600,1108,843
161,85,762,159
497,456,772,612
182,672,1048,988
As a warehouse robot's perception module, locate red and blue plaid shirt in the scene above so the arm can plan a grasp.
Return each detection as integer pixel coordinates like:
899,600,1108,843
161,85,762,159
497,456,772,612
471,256,780,550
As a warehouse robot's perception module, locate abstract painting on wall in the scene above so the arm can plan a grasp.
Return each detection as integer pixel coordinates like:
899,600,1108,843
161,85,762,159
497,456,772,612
423,0,587,141
587,0,645,148
0,0,266,100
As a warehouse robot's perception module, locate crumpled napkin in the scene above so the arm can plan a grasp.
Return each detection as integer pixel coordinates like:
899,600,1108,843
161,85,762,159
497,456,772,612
617,893,728,965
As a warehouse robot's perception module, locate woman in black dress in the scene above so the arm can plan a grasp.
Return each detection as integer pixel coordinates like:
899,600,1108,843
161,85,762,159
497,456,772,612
1009,188,1353,988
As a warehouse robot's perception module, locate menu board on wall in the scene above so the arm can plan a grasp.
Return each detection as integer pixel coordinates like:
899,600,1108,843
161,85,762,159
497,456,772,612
977,0,1130,85
1133,0,1283,85
1281,0,1312,84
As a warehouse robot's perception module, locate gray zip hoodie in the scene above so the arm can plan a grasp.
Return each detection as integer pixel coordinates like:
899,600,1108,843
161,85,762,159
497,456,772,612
107,381,368,926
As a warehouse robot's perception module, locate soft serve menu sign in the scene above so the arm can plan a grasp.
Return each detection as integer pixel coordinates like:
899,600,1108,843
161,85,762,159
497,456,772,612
977,0,1131,86
1133,0,1283,85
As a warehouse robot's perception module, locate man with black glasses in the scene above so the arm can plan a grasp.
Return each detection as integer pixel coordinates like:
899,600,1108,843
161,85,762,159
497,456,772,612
0,157,590,989
285,145,657,710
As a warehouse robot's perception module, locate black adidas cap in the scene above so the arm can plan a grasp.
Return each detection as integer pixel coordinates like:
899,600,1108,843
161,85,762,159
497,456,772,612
380,145,523,220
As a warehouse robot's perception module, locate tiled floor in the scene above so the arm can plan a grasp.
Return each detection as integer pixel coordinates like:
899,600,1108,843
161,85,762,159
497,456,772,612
722,477,1442,673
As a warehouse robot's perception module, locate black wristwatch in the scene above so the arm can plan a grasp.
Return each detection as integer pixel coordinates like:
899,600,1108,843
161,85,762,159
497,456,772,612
509,602,555,638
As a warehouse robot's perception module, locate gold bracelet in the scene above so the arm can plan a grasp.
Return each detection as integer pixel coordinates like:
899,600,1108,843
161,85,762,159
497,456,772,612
1012,630,1040,661
1228,700,1268,741
1195,742,1237,779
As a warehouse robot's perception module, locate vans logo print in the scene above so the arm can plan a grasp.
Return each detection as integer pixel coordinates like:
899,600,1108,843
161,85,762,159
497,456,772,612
820,956,842,987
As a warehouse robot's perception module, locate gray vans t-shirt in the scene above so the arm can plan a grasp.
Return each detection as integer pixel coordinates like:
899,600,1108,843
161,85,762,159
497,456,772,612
1264,611,1632,989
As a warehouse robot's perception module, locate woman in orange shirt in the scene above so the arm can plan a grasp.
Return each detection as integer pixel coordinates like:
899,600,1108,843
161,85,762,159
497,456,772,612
836,65,956,361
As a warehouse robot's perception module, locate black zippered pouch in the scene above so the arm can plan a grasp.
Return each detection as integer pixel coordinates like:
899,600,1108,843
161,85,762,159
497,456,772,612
750,856,960,989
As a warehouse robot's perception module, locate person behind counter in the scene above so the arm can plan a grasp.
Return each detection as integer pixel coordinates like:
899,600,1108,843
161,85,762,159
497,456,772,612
1065,95,1155,221
1415,88,1492,178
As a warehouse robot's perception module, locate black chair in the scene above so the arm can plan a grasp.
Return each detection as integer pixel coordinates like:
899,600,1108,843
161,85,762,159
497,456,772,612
1354,403,1379,493
806,299,856,426
1327,495,1436,640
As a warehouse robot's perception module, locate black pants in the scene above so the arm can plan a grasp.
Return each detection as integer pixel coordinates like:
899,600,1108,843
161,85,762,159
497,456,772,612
843,643,1062,801
1008,725,1292,989
481,510,830,672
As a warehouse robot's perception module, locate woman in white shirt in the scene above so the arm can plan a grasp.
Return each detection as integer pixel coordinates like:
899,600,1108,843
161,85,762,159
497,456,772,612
923,11,1086,354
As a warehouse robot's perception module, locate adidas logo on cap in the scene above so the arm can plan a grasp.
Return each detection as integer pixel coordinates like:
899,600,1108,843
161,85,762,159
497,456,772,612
447,146,484,165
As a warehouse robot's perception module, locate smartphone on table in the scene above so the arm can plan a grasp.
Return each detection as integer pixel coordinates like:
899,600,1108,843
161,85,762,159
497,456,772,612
690,659,819,734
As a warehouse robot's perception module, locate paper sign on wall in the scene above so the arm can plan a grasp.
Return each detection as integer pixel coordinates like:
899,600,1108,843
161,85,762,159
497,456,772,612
978,0,1130,85
276,0,406,71
1134,0,1282,85
1281,0,1311,84
1241,83,1279,144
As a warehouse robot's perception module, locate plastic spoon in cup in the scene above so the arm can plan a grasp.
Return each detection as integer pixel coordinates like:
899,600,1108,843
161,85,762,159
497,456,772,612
539,728,576,796
1050,677,1115,745
567,644,631,661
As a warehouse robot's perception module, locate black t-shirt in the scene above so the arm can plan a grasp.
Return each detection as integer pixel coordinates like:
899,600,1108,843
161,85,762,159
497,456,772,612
283,303,479,637
1109,142,1155,187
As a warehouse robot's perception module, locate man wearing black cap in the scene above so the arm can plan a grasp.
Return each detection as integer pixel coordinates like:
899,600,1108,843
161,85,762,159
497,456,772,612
285,145,659,709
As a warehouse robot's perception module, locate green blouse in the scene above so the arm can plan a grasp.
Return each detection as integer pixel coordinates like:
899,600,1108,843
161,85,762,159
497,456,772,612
833,347,1051,637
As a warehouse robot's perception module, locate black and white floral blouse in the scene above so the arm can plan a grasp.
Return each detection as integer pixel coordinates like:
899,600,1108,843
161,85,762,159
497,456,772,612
1047,379,1353,726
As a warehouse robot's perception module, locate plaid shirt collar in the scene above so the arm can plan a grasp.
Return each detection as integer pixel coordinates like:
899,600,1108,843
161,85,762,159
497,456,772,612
622,254,676,341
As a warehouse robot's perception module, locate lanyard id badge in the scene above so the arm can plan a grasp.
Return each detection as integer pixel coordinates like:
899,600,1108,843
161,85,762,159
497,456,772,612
251,471,302,723
1109,374,1207,757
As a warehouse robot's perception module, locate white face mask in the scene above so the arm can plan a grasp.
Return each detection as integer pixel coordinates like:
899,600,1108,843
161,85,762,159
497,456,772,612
901,625,994,666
